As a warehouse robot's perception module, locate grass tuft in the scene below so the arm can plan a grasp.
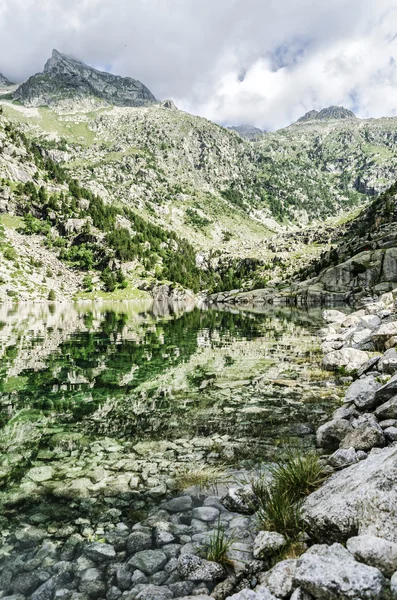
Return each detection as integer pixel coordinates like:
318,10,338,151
252,449,328,541
174,464,229,493
203,518,235,569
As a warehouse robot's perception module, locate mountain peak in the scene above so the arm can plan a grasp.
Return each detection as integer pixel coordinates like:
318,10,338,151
0,73,13,86
296,106,356,123
14,50,156,109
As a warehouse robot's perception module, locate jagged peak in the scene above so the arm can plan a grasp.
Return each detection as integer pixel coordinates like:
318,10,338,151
14,49,156,108
0,73,13,86
296,106,356,124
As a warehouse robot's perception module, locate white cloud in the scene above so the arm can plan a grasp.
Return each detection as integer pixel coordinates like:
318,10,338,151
0,0,397,128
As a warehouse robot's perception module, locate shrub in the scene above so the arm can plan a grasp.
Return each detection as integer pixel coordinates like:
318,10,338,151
3,246,17,261
48,289,56,301
83,275,93,292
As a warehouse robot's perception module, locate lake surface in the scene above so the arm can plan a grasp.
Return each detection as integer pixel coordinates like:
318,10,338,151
0,301,342,505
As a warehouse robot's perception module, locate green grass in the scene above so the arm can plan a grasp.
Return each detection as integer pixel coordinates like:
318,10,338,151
74,284,151,301
174,464,229,493
203,518,235,569
0,214,24,229
252,449,328,541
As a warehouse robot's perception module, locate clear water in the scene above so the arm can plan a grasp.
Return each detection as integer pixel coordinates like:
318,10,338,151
0,301,341,494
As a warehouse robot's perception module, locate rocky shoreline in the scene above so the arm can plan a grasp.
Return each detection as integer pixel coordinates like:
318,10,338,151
2,293,397,599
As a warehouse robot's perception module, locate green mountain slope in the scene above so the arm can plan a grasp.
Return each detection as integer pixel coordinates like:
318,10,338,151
254,114,397,221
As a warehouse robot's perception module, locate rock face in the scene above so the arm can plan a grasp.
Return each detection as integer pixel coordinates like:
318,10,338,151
14,49,156,108
303,445,397,543
294,543,385,599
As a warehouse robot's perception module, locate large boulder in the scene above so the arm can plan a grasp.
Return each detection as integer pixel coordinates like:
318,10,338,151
294,543,386,600
372,322,397,349
316,419,352,450
346,534,397,577
303,445,397,543
323,349,369,373
344,376,381,410
340,414,385,451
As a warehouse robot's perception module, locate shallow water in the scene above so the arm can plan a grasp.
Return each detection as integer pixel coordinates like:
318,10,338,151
0,301,341,492
0,301,345,597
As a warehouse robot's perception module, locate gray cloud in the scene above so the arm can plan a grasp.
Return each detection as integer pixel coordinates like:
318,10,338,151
0,0,396,129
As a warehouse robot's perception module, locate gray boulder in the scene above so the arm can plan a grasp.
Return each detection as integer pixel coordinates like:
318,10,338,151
328,448,359,469
227,590,277,599
294,543,385,599
178,553,224,581
372,322,397,349
385,426,397,441
344,376,381,410
135,585,173,600
83,542,116,562
323,348,369,372
375,375,397,403
375,396,397,420
340,415,385,451
129,550,168,575
192,507,220,522
346,534,397,576
290,589,314,600
378,348,397,374
316,419,352,450
259,559,296,598
126,531,152,554
357,356,380,378
253,531,287,558
162,496,193,512
303,445,397,543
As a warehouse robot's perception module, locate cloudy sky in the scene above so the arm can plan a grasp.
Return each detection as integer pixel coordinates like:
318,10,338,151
1,0,397,130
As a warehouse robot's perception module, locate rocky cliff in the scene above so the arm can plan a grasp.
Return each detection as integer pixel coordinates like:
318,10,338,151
0,74,13,87
13,49,156,109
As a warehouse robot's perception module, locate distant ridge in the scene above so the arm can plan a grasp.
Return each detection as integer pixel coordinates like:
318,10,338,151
228,124,265,141
296,106,356,123
14,49,156,108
